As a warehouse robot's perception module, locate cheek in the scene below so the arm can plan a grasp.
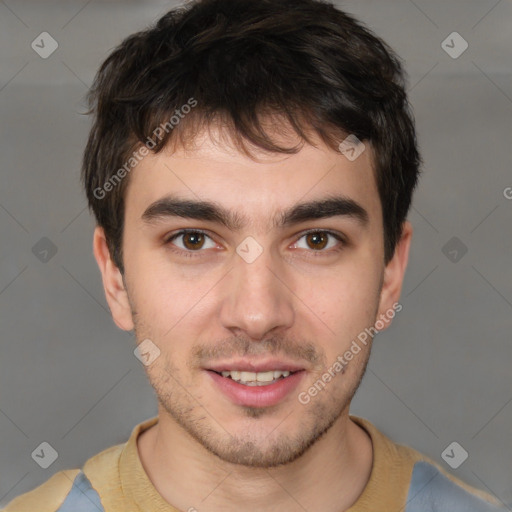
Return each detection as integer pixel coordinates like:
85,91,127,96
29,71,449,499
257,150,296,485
124,239,182,311
295,261,382,341
127,259,222,349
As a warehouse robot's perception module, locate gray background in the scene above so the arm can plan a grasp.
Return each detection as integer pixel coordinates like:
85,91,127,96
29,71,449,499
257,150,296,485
1,0,511,508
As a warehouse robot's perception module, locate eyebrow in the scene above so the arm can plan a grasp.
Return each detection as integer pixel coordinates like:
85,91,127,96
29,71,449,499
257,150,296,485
141,194,369,230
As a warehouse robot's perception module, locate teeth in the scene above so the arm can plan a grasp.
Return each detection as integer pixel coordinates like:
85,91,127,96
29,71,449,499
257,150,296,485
255,371,274,382
220,370,291,385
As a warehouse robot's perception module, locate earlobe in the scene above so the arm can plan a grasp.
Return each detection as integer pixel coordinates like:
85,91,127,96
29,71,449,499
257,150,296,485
92,226,134,331
376,221,413,327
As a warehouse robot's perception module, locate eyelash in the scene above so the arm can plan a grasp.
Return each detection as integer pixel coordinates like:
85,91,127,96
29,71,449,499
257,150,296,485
164,229,216,259
164,228,346,259
292,229,346,257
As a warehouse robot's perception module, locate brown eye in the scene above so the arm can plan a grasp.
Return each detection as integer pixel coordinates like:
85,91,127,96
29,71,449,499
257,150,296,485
182,231,205,250
166,230,217,252
305,232,329,250
292,230,344,253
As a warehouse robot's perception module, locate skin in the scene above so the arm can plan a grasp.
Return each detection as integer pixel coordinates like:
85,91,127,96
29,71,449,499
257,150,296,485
93,123,412,512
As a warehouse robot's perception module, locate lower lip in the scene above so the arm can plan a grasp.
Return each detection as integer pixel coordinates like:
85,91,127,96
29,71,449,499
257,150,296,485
206,370,306,408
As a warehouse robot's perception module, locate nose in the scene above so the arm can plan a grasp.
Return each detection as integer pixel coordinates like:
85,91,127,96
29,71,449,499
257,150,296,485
218,243,295,341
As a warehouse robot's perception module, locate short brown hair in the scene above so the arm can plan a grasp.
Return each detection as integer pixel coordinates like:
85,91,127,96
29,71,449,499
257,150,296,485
82,0,421,274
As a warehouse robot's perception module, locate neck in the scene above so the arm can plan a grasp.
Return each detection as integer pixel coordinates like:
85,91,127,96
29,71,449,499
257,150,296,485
137,408,373,512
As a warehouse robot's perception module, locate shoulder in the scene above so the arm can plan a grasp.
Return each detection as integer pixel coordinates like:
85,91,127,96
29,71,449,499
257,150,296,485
350,416,506,511
404,457,507,511
1,470,90,512
2,443,124,512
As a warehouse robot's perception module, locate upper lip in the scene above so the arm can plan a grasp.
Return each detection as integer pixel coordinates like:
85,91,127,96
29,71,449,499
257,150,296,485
205,359,306,373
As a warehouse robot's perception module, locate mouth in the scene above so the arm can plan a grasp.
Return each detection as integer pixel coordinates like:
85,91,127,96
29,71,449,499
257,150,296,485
205,368,306,408
208,369,300,386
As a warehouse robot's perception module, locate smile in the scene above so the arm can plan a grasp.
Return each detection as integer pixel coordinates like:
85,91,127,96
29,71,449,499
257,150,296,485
214,370,294,386
206,369,306,407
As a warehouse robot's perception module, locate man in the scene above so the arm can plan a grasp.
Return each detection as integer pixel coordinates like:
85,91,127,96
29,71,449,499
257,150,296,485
3,0,507,510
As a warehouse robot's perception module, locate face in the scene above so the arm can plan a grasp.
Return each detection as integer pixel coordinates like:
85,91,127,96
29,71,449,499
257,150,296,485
94,125,411,468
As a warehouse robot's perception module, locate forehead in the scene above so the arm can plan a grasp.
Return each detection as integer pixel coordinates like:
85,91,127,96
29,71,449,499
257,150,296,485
124,125,382,231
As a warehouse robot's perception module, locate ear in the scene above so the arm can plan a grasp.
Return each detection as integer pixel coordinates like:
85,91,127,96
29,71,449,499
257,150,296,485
375,221,413,330
92,226,134,331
